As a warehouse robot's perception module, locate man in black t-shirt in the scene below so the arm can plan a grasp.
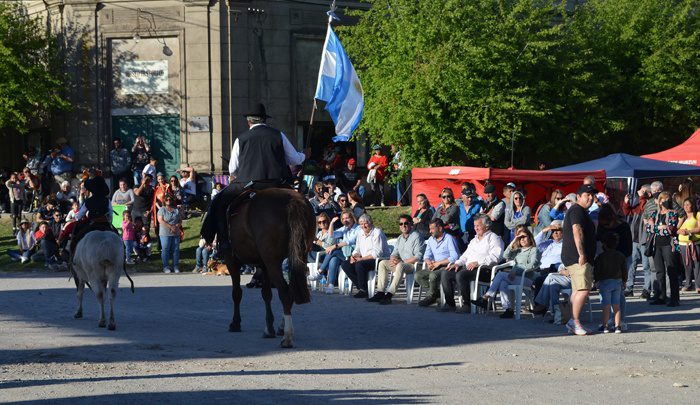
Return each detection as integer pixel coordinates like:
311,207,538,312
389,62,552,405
561,184,597,336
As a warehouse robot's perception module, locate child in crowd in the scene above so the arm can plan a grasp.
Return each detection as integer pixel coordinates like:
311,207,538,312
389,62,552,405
121,211,136,264
134,219,151,262
211,182,223,200
594,233,627,334
65,201,80,223
141,157,158,184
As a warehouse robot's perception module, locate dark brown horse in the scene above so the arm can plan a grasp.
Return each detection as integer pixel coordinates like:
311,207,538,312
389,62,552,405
223,187,315,348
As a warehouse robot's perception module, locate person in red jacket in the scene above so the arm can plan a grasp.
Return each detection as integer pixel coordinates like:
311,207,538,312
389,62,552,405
367,144,389,206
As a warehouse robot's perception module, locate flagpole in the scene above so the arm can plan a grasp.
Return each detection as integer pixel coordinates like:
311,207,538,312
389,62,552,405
305,1,336,150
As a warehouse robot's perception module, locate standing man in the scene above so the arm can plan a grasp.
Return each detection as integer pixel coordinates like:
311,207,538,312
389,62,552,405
50,137,74,193
131,135,151,186
482,183,506,243
110,138,132,190
368,214,425,304
201,103,308,251
367,145,389,207
561,184,597,336
415,219,461,307
622,184,651,297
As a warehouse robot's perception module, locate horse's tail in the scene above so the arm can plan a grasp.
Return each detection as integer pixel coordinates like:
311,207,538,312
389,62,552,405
287,196,313,305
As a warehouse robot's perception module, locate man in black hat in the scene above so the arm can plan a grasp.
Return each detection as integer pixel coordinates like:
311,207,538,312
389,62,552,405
481,183,506,242
201,103,309,251
69,176,117,257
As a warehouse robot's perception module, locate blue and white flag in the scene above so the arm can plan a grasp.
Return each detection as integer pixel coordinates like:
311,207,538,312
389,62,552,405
314,25,364,142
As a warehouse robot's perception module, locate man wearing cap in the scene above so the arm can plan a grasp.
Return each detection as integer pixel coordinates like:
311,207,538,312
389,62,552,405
201,103,309,251
338,158,362,195
530,220,566,314
50,137,75,193
561,184,598,335
459,189,482,243
481,184,506,242
367,145,389,206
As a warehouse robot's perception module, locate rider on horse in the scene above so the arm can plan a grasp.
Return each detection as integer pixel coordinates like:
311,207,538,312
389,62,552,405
201,103,309,251
69,175,119,258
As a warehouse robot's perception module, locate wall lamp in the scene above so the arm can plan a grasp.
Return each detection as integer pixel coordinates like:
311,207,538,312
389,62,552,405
132,8,173,56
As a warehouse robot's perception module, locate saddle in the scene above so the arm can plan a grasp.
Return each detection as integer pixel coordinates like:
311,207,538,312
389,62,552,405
227,180,293,217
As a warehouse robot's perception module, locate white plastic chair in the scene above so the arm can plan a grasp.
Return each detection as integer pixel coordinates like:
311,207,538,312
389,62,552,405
366,238,396,297
470,261,513,314
306,251,323,291
507,267,536,320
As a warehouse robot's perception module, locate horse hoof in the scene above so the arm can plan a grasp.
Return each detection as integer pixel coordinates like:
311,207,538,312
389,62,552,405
276,327,284,336
74,311,82,319
98,321,106,328
229,323,241,332
280,339,294,349
108,323,116,331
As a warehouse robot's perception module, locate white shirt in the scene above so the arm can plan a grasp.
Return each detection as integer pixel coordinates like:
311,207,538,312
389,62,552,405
180,177,196,196
228,124,305,175
142,164,156,182
535,230,563,269
454,230,504,267
75,200,113,222
352,227,390,258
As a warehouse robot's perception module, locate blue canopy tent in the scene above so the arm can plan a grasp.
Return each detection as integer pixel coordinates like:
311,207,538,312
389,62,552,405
551,153,700,202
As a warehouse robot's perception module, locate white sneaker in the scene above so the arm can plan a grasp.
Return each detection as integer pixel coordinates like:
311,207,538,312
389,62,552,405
20,257,29,264
325,284,334,294
566,319,590,336
163,268,171,274
307,273,321,281
173,268,180,274
192,266,200,273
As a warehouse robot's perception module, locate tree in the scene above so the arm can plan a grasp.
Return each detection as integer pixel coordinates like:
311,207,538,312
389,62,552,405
0,2,68,133
341,0,700,171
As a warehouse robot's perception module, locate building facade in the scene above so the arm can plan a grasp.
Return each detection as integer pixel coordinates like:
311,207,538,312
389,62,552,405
22,0,365,175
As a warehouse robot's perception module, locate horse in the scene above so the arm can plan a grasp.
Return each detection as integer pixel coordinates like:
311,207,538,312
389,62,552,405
222,187,315,348
72,230,134,330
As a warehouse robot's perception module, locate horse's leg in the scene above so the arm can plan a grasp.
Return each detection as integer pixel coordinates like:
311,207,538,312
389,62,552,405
96,280,106,328
74,279,85,319
264,258,295,348
226,253,243,332
107,273,117,331
261,271,275,338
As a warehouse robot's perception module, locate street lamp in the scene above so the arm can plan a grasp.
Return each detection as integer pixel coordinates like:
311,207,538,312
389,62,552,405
132,8,172,56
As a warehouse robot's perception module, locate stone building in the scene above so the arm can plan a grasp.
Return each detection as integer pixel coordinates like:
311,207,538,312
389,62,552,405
20,0,366,176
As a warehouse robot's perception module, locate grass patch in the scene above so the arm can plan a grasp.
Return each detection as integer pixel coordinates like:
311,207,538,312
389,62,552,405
0,215,203,273
365,206,412,238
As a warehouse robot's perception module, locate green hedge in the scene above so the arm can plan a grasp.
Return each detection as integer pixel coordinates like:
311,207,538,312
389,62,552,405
365,206,412,238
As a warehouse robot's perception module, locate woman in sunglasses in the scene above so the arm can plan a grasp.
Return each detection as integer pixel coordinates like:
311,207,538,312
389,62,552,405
505,190,531,243
309,213,336,264
431,188,461,243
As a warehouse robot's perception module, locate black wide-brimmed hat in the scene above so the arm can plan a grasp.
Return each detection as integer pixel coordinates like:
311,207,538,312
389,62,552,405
243,103,271,118
84,177,110,198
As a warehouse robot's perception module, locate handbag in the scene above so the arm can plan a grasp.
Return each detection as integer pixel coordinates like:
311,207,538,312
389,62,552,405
644,234,656,257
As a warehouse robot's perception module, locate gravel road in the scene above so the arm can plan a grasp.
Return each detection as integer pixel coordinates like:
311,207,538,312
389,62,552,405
1,270,698,404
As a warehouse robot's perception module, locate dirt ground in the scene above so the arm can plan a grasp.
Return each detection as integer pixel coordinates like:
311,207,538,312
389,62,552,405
1,269,699,404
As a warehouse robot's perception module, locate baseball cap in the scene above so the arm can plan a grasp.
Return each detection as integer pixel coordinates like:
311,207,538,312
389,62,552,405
505,182,516,190
577,184,598,195
347,158,356,165
484,184,496,194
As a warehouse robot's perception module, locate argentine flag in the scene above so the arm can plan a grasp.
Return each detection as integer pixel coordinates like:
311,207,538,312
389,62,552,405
314,25,364,142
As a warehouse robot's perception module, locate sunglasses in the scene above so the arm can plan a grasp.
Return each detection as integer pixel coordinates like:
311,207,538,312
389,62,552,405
317,220,329,224
514,197,522,200
441,195,451,199
399,221,411,226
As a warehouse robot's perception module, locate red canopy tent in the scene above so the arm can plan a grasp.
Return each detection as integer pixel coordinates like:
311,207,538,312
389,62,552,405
411,167,606,210
642,128,700,166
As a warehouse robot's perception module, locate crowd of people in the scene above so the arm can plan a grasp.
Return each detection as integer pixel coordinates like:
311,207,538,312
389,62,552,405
4,136,198,273
306,176,700,335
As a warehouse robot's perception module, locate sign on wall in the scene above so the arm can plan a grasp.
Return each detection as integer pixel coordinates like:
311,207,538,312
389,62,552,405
120,60,169,94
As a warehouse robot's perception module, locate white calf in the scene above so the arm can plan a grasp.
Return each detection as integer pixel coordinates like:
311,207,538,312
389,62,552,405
72,230,125,330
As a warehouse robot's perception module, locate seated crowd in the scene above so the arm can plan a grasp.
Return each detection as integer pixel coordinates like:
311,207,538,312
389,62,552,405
304,176,700,336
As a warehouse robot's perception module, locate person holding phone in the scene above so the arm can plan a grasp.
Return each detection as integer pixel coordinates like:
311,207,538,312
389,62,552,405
131,135,151,186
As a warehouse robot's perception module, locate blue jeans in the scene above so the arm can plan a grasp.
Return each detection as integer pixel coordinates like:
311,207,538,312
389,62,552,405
159,235,180,270
599,279,622,306
320,249,346,285
8,249,32,261
629,242,653,291
534,273,571,310
133,169,142,187
124,240,135,261
196,246,213,268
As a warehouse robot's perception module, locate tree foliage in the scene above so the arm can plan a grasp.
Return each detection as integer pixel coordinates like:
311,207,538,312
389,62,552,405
341,0,700,171
0,2,68,133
